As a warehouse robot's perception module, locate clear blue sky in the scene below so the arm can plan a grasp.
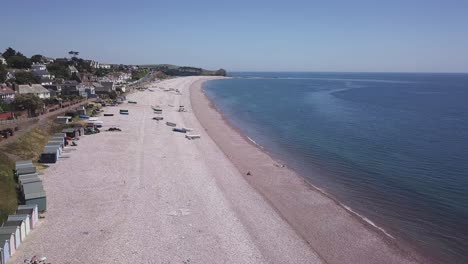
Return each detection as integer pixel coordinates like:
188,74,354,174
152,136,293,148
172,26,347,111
1,0,467,72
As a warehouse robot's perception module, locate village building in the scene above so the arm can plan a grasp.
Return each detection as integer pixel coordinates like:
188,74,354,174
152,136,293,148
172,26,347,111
0,83,15,101
14,84,51,99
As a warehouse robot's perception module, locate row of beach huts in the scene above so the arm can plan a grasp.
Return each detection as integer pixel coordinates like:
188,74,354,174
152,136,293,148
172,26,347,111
39,129,83,164
0,161,43,264
0,129,85,263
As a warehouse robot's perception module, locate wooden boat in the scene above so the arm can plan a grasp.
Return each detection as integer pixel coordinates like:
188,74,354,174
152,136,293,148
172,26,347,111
166,122,176,127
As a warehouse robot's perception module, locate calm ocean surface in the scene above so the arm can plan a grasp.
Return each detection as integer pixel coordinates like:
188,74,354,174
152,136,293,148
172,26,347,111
204,72,468,263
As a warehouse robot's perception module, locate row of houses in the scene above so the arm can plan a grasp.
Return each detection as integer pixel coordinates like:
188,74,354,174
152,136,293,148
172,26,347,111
0,83,50,100
0,79,119,102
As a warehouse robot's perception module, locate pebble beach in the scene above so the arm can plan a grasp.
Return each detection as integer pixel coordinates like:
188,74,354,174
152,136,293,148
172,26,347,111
9,76,425,263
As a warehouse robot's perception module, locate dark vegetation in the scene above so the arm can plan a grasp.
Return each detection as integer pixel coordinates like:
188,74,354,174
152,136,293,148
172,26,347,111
140,64,227,77
13,71,41,84
0,120,67,223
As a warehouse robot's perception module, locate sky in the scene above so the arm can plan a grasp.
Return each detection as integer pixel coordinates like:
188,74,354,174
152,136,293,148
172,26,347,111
1,0,468,72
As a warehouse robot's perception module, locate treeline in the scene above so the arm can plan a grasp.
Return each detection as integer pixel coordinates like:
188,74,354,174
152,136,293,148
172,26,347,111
144,65,226,77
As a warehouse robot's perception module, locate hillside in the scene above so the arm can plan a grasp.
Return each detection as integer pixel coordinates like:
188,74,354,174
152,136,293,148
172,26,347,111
139,64,227,77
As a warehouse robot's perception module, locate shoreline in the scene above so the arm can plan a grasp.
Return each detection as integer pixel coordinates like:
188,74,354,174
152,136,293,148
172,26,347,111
190,78,429,264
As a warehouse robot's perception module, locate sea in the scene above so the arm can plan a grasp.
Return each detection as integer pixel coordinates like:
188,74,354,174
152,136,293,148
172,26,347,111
203,72,468,264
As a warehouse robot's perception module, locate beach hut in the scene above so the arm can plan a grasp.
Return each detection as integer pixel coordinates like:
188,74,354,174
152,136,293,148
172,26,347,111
50,136,65,145
0,226,20,252
16,208,37,230
8,215,30,236
55,116,71,124
14,165,36,177
15,160,33,167
47,140,64,149
22,182,47,212
3,220,26,242
62,128,79,138
40,147,59,163
19,176,42,193
18,173,40,182
18,204,39,227
0,234,10,264
0,233,13,257
53,133,68,146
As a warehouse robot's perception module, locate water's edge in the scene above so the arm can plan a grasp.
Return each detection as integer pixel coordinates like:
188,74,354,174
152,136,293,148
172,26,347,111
191,79,430,263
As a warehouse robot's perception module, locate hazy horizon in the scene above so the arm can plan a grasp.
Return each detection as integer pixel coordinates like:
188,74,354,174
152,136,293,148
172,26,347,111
2,0,468,73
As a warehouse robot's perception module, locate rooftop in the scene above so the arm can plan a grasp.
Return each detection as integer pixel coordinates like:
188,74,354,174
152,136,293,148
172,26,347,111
17,84,50,94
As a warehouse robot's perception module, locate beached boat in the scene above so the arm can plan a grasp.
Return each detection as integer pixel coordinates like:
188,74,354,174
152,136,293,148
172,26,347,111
103,114,114,116
152,117,163,121
166,122,176,127
128,101,137,104
185,134,201,140
172,128,187,133
120,109,129,115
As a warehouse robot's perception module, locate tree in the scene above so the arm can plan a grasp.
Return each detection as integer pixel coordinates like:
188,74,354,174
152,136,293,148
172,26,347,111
13,71,41,84
95,68,110,77
47,62,71,79
0,64,7,83
109,91,118,100
68,51,79,58
6,55,31,69
11,94,44,117
2,47,17,60
30,54,44,64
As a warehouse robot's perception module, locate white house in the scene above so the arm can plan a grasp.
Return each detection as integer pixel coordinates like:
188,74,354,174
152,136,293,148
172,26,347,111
16,84,51,99
0,56,6,65
69,65,79,75
0,84,15,101
99,64,111,69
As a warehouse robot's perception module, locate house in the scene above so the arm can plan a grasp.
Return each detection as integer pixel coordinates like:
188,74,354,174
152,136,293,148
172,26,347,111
0,84,15,101
15,84,51,99
6,71,15,81
69,65,81,81
99,64,111,69
94,81,115,95
43,57,55,64
31,64,54,85
43,84,62,95
84,84,96,98
61,80,87,97
69,65,78,75
31,64,54,79
0,56,6,65
85,60,100,69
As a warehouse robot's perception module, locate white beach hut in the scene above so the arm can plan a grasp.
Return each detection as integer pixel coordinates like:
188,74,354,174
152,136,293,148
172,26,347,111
18,204,39,227
2,219,25,243
0,234,10,264
8,215,31,236
0,226,21,251
0,233,13,257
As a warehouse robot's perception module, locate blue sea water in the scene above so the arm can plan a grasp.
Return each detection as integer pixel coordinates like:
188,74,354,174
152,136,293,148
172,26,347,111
204,72,468,264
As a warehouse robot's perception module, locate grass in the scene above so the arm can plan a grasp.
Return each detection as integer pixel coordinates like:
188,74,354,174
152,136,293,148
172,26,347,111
0,121,66,223
0,152,16,223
